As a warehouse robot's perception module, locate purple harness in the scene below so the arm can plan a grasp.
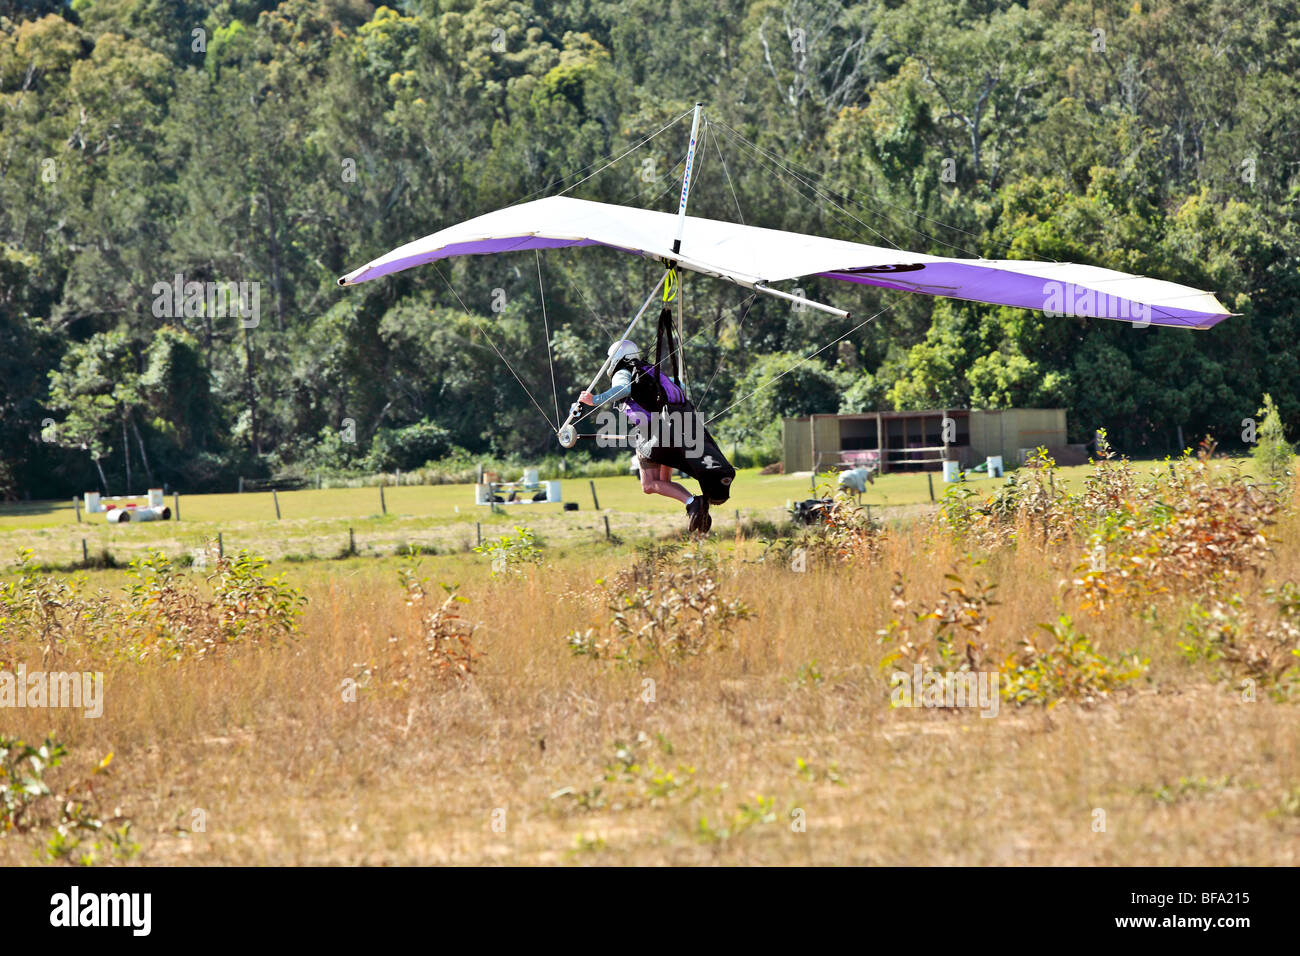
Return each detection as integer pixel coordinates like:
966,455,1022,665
621,360,686,427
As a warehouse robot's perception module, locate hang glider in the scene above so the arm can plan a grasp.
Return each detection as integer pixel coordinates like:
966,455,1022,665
338,196,1231,330
338,104,1232,447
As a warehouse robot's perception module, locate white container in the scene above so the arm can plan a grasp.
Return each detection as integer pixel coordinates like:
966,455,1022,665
523,468,539,486
545,480,562,502
84,491,102,513
105,505,169,523
475,483,491,505
986,456,1004,478
942,460,961,483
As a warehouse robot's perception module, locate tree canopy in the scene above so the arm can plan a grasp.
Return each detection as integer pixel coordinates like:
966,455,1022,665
2,0,1296,496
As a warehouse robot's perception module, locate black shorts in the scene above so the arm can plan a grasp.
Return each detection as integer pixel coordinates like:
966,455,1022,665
640,413,735,505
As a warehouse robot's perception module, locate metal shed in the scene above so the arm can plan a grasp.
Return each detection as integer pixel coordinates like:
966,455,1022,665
782,408,1070,473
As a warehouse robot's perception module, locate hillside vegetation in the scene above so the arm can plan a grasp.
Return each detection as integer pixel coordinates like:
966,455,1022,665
2,0,1298,496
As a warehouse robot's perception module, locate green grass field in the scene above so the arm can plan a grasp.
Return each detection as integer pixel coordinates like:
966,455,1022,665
0,458,1258,570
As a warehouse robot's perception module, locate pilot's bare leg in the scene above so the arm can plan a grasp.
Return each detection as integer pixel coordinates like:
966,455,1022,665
639,459,691,503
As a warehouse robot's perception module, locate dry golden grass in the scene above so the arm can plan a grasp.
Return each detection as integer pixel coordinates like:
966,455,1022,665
2,468,1299,865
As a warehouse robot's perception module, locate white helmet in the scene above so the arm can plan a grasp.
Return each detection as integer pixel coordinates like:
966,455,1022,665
607,339,640,364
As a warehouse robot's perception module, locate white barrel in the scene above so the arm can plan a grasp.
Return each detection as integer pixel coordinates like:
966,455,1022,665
942,460,961,483
474,483,491,505
524,468,539,486
147,487,165,508
106,505,170,523
84,491,102,513
986,456,1004,478
545,480,562,502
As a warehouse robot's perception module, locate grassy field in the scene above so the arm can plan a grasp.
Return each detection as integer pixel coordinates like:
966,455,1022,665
0,466,984,569
0,458,1245,569
2,453,1296,865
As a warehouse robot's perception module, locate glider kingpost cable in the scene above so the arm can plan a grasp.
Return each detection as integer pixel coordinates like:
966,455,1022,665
711,119,1018,261
547,108,695,203
695,292,759,410
710,121,902,251
710,120,746,225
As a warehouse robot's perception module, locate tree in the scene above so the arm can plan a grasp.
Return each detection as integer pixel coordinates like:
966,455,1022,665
1252,394,1293,484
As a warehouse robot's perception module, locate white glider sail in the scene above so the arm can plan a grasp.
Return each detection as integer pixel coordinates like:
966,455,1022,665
339,194,1231,330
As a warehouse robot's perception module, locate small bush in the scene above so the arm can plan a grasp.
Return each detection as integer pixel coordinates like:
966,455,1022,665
0,737,137,866
382,557,483,687
1177,587,1300,695
474,526,542,577
122,549,306,661
568,545,750,668
1000,616,1147,707
1251,393,1293,484
878,565,999,676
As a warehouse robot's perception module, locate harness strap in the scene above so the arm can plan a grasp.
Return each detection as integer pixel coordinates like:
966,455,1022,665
652,304,686,408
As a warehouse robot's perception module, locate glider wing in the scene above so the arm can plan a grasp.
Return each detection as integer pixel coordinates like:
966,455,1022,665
338,196,1231,329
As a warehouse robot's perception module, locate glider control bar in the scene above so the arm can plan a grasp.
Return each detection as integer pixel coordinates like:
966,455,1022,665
556,270,669,448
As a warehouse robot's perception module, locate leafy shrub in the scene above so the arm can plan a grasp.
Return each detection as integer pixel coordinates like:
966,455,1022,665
474,526,542,577
1000,616,1147,707
549,735,698,814
0,550,112,661
1251,393,1294,484
695,795,779,843
1069,446,1276,611
568,545,750,668
122,549,306,660
1,547,305,663
878,565,999,676
0,737,137,865
1177,586,1300,695
363,557,484,693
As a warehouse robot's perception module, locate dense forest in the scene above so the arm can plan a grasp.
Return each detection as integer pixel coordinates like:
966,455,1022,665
1,0,1297,496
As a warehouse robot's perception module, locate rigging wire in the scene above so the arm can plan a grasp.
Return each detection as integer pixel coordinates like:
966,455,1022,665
705,303,895,427
709,119,746,226
695,292,758,410
547,109,695,201
536,250,560,428
709,118,1037,261
559,263,619,338
710,121,902,251
431,262,559,435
